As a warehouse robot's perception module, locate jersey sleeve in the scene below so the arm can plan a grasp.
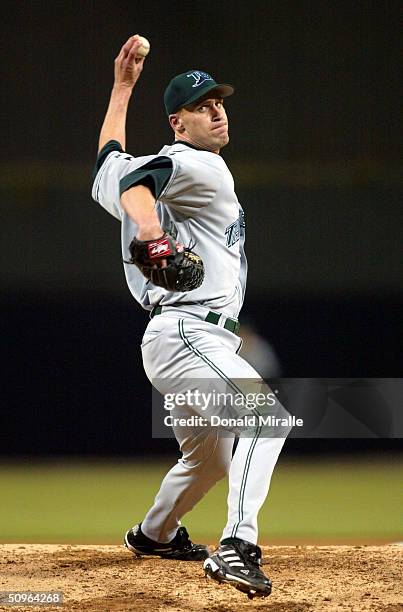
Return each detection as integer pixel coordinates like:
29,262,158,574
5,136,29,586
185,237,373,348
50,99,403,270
159,152,223,215
92,142,224,221
119,157,173,200
91,140,160,221
92,139,124,180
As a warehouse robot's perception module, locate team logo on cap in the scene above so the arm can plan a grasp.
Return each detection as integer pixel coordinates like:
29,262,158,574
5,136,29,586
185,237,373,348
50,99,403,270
186,71,213,88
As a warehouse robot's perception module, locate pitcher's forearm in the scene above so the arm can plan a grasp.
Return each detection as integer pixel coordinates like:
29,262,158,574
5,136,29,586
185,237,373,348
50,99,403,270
98,85,132,152
121,185,163,240
98,35,145,152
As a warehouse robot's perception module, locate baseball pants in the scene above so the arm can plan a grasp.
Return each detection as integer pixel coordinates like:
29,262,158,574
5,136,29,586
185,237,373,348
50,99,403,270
140,309,288,545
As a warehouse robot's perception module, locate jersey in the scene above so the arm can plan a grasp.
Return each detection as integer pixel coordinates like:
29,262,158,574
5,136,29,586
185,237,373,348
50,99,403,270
92,140,247,319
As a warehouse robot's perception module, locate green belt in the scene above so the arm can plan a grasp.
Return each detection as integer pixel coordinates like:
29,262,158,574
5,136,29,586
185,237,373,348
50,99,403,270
150,305,240,335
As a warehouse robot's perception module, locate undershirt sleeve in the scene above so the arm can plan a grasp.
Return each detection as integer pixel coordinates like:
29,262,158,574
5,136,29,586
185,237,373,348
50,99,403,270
119,156,173,199
92,140,124,179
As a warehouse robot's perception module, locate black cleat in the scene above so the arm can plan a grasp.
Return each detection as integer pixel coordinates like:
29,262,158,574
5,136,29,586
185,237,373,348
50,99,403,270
124,523,209,561
203,539,272,599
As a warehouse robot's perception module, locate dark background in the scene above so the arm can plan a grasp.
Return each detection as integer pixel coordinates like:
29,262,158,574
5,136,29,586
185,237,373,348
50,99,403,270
2,0,402,455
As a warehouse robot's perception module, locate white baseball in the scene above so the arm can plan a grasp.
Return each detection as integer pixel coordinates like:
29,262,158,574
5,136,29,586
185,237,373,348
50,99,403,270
135,35,150,58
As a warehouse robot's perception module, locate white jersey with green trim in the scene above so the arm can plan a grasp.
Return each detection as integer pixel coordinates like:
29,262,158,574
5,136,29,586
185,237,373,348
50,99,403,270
92,141,247,319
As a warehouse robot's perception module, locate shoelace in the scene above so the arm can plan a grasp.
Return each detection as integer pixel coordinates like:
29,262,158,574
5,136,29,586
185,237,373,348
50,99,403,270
238,544,262,568
175,528,193,550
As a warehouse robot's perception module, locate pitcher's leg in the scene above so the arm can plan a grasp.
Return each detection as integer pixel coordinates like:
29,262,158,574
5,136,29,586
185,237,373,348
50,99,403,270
142,430,235,542
221,435,286,544
141,317,288,547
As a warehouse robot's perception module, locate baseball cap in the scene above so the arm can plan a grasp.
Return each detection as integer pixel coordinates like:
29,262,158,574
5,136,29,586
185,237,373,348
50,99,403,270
164,70,234,115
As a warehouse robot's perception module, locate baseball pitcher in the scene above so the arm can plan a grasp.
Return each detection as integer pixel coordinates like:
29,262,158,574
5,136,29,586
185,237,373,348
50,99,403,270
92,35,289,599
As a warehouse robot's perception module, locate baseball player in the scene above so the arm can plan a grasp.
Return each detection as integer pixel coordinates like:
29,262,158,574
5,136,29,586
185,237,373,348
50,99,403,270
92,35,289,599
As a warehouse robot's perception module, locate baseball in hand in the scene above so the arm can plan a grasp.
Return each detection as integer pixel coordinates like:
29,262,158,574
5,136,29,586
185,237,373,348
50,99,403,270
135,35,150,58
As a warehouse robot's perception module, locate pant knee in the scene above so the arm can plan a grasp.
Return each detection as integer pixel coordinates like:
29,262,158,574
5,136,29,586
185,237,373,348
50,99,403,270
178,439,232,482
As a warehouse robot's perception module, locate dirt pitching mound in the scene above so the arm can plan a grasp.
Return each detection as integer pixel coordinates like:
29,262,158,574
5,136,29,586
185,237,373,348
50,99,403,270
0,544,402,611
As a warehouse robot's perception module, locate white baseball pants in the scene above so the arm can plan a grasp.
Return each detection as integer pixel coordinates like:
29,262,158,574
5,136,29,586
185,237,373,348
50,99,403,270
140,310,287,545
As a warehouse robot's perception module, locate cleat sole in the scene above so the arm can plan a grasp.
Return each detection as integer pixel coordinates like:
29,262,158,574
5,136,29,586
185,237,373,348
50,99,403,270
205,557,271,598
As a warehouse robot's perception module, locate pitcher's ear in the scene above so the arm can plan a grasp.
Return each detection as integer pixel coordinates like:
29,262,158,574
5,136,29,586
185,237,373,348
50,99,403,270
169,114,185,133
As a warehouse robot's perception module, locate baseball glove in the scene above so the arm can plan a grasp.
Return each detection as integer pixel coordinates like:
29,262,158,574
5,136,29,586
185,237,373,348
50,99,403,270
125,232,204,292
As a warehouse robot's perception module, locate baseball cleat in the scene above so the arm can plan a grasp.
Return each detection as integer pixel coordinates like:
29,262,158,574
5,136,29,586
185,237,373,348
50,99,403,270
124,523,209,561
203,539,272,599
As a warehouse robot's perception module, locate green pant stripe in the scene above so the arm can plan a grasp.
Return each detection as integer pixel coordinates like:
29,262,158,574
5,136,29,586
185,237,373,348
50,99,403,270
178,320,260,417
178,318,261,540
178,318,242,398
231,424,262,538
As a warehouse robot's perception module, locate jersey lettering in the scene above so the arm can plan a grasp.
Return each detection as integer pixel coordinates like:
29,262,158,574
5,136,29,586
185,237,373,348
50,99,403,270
165,221,178,240
225,211,245,248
